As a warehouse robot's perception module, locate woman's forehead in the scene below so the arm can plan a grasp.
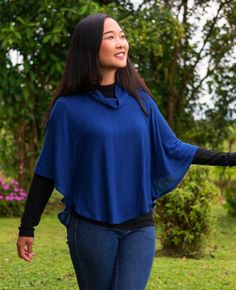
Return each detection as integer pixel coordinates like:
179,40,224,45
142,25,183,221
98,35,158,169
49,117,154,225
103,18,123,32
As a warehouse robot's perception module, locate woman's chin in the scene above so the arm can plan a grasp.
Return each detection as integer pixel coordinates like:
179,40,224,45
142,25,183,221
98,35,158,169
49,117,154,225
115,61,127,68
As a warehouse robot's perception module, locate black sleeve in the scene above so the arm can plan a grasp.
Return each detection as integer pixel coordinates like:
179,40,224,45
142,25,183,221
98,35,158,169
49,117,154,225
18,173,54,237
192,147,236,167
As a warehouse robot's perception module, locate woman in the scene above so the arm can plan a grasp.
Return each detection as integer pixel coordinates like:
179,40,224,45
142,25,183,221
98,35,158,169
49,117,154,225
16,13,236,290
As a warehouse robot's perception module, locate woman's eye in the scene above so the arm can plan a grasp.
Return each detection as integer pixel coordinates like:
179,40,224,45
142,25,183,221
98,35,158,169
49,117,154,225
121,35,126,39
107,36,114,39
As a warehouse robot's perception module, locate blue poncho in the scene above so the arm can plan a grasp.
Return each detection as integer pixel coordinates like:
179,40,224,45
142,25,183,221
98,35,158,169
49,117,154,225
34,84,198,227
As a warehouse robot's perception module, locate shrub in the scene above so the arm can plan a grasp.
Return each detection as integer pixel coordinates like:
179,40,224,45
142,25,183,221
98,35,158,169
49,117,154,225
211,165,236,217
154,167,220,258
224,184,236,217
0,177,28,217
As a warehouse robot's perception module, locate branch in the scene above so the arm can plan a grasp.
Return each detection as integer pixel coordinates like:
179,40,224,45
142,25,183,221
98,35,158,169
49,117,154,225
182,0,189,69
178,0,232,101
117,0,147,22
188,0,232,75
189,35,235,102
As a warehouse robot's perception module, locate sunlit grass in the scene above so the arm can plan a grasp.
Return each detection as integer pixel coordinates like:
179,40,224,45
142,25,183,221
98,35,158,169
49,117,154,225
1,202,236,289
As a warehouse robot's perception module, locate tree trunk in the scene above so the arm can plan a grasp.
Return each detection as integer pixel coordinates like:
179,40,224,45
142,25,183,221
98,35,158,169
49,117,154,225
15,123,26,187
167,45,179,129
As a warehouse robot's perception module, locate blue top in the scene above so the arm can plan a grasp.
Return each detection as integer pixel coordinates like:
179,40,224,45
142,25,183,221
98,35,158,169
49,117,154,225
34,84,198,227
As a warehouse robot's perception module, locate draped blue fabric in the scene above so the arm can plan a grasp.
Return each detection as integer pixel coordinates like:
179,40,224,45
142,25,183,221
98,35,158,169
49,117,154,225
34,84,198,227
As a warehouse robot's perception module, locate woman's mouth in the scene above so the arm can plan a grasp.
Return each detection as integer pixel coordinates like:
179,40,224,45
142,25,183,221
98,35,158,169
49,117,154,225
114,52,125,58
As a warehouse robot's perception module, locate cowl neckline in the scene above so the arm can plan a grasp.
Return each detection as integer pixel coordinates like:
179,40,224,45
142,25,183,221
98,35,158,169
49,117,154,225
89,83,129,109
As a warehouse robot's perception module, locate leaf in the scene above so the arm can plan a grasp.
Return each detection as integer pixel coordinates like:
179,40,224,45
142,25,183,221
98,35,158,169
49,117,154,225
42,34,52,43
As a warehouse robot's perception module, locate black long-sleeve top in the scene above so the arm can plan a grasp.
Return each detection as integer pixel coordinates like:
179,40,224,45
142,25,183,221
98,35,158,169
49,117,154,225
18,84,236,237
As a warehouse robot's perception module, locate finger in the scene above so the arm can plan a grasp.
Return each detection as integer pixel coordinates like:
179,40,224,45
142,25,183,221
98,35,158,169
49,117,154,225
17,245,33,262
16,241,33,262
26,241,33,258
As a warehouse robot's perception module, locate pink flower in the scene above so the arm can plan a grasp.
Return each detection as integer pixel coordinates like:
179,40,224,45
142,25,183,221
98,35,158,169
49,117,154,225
0,195,3,200
5,196,14,201
10,179,18,185
15,196,24,201
2,184,10,190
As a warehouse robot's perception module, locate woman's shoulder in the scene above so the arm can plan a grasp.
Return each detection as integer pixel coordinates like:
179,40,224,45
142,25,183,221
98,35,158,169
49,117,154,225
53,93,89,110
56,93,88,104
49,94,88,120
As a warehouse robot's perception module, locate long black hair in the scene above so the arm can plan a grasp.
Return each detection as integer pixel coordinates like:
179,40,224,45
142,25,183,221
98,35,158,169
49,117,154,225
44,13,154,125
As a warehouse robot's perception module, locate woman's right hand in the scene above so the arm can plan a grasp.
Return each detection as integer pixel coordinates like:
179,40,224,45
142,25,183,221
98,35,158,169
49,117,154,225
16,236,35,262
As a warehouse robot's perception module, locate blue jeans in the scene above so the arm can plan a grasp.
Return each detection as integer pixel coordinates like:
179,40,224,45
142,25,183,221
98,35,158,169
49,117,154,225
67,213,156,290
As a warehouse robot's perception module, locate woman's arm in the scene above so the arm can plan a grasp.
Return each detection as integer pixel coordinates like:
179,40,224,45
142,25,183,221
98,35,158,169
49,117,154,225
192,147,236,167
18,173,54,237
17,173,54,262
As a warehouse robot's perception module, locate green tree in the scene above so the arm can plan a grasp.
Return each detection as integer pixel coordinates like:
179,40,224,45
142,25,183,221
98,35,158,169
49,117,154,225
106,0,236,145
0,0,235,185
0,0,100,186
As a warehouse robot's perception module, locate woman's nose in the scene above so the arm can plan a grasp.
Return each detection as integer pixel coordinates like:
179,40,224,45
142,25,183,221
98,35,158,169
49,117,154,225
116,40,125,49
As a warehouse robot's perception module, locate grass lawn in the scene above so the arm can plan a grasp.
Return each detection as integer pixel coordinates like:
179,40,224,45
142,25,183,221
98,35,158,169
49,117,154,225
0,204,236,290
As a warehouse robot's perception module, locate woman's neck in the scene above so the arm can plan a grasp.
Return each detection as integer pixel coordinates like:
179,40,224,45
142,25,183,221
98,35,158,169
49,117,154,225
100,68,116,85
98,83,116,88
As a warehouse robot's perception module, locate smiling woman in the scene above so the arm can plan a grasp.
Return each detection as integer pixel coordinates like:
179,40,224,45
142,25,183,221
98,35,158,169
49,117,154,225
16,12,236,290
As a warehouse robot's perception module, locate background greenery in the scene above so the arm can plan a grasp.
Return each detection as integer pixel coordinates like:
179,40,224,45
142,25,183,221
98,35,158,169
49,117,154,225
154,167,221,258
0,0,235,186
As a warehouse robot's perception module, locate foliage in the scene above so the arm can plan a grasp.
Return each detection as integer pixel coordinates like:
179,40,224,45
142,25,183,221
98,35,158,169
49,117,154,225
0,177,27,217
154,167,221,258
212,165,236,218
0,0,101,186
0,0,235,186
210,124,236,217
224,187,236,217
0,128,17,178
107,0,236,146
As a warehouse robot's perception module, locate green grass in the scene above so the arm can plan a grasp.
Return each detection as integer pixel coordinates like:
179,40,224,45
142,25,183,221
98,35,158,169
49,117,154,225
1,204,236,290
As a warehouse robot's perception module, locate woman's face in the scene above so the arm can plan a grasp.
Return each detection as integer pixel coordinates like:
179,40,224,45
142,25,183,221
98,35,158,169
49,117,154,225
99,18,129,71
